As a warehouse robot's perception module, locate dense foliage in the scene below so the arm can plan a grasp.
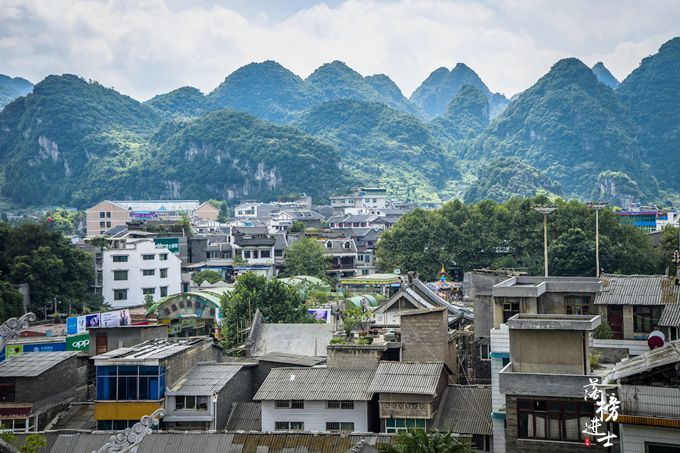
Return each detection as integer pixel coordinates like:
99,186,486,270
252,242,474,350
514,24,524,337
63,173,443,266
220,273,312,350
380,429,472,453
0,222,102,320
145,86,218,119
191,270,225,285
429,85,490,143
376,196,663,280
281,237,331,279
295,99,460,203
591,62,620,89
0,75,33,109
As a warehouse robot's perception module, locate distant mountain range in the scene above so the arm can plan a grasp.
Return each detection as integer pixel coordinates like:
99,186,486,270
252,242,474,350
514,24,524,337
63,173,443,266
1,37,679,208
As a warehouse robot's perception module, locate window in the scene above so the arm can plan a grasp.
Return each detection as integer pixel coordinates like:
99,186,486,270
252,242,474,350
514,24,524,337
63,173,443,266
385,418,426,434
326,241,333,248
327,400,354,410
291,400,304,409
647,443,680,453
106,221,111,228
358,255,364,262
261,250,271,258
142,269,155,276
160,268,168,278
0,383,16,402
106,212,111,218
502,301,520,323
480,343,490,361
518,399,594,442
142,254,155,260
96,365,165,401
275,400,289,409
142,288,155,295
159,254,168,261
113,270,128,281
634,306,663,333
175,396,207,410
114,289,128,300
243,251,251,259
275,250,283,257
343,241,351,249
100,221,106,227
275,421,304,431
565,296,591,315
100,212,105,218
160,286,168,297
326,422,354,432
253,250,259,259
275,400,304,409
112,255,128,262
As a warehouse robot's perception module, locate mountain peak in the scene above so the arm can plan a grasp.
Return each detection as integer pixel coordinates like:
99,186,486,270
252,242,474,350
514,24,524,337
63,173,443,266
591,62,620,89
452,62,475,73
659,36,680,53
307,61,362,81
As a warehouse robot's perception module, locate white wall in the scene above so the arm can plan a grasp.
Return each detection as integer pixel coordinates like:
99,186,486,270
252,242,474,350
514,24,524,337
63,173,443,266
103,240,181,309
620,425,680,453
260,400,368,433
490,325,509,453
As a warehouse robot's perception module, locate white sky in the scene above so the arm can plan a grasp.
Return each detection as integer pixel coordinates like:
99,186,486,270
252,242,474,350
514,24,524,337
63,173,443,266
1,0,679,101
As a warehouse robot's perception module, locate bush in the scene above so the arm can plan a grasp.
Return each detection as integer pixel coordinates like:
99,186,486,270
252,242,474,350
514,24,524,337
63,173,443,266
355,337,370,345
589,352,601,369
593,319,614,339
330,337,347,345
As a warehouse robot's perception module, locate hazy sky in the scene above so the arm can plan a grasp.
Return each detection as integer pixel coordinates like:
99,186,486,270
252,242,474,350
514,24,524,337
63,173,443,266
1,0,679,101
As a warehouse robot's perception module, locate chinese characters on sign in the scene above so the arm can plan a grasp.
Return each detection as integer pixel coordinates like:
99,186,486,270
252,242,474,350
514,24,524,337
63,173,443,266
583,378,620,447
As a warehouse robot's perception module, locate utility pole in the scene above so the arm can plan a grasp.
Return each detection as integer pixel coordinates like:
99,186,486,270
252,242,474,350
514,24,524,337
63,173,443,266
587,202,608,278
533,206,557,277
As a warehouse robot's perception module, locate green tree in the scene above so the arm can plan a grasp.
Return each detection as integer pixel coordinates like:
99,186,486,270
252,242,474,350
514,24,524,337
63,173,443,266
0,279,24,322
281,237,330,279
207,199,229,222
548,228,595,276
340,304,370,337
380,429,472,453
659,225,680,276
191,270,225,285
19,433,47,453
220,273,312,350
290,221,305,233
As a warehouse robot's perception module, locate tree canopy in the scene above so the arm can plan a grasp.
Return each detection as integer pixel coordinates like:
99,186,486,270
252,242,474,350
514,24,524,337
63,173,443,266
281,237,331,279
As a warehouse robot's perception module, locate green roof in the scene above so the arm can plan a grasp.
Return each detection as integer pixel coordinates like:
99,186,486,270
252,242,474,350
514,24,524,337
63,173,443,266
145,288,231,316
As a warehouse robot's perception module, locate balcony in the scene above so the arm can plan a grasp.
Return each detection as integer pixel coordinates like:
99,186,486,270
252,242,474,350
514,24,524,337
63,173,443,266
498,362,612,399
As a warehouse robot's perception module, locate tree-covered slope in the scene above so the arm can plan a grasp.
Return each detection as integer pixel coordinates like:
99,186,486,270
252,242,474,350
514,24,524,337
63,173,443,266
410,63,508,119
145,86,219,119
617,37,680,192
0,74,161,206
147,110,348,201
591,62,620,89
294,99,460,202
208,61,313,123
0,75,33,110
429,85,490,143
470,58,654,204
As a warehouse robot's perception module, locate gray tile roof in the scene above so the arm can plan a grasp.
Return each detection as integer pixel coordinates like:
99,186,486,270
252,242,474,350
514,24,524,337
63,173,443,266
433,386,492,435
595,274,680,305
257,353,327,367
254,367,375,401
0,351,77,377
225,402,261,431
659,303,680,327
49,402,96,431
368,362,444,395
167,363,244,395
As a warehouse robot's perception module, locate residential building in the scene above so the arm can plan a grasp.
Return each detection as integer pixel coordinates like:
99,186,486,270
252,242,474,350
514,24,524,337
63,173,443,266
327,214,384,230
102,239,181,309
320,238,358,279
434,385,493,452
594,274,680,340
164,362,254,431
330,188,388,215
86,200,218,237
270,210,325,232
87,325,168,356
254,367,378,433
498,314,608,453
604,341,680,452
93,338,216,430
0,352,87,432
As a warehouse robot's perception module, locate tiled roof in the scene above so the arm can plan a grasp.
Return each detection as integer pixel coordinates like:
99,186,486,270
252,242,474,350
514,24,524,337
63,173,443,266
368,362,444,395
256,353,326,367
49,402,96,431
0,404,32,419
595,274,680,305
110,200,200,212
433,386,492,435
225,402,261,431
0,352,77,377
93,338,209,362
168,363,244,396
659,303,680,327
254,367,375,401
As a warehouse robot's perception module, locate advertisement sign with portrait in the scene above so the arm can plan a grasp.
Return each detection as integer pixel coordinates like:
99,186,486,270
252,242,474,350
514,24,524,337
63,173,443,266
85,314,101,328
308,308,331,323
101,309,131,328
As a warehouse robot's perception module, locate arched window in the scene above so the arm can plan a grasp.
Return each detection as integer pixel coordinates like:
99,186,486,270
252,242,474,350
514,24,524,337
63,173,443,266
326,241,333,248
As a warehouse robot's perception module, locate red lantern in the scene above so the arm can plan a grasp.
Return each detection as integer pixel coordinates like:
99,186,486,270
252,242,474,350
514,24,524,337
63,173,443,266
585,438,591,447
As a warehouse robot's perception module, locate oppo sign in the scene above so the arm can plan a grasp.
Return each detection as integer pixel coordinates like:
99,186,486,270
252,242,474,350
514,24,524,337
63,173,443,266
67,334,90,351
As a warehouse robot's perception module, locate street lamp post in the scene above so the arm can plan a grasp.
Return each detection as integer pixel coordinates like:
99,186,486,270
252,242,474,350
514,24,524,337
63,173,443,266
533,206,557,277
587,202,608,278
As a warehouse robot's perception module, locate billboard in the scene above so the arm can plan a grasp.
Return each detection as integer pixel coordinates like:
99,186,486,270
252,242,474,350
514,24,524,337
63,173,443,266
101,309,131,328
154,237,180,255
85,314,101,328
22,341,66,353
67,333,90,351
4,344,23,360
67,309,130,335
308,308,331,324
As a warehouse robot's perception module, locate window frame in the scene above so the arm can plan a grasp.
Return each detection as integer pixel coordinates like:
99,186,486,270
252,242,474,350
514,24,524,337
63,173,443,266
113,270,129,281
517,399,594,442
142,254,155,261
634,305,663,333
113,289,128,301
112,255,128,263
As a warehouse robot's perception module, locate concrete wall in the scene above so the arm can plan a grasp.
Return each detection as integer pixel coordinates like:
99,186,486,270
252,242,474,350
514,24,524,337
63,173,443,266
620,425,680,453
260,400,369,433
86,201,129,237
326,346,385,369
162,341,218,387
401,310,454,370
509,330,586,375
88,326,168,356
474,296,494,339
215,367,253,430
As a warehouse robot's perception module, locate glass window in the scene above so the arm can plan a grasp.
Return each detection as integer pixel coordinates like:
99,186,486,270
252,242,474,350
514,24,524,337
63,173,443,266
634,306,663,333
502,301,520,323
385,418,426,434
480,343,490,360
160,268,168,278
96,365,162,401
197,396,209,410
326,422,354,432
142,254,155,260
159,254,168,261
113,270,128,281
100,212,105,218
244,251,251,259
113,289,127,300
106,212,111,218
142,288,155,295
160,286,168,297
291,400,304,409
142,269,155,276
100,221,106,227
112,255,128,262
517,399,594,442
275,250,283,257
275,400,289,409
565,296,591,315
0,384,16,402
261,250,271,258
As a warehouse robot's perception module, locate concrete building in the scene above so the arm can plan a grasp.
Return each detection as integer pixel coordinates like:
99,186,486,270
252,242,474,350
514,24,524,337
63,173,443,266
102,239,182,309
330,188,387,215
254,367,378,433
93,338,216,430
87,325,168,356
320,238,358,280
0,352,87,432
498,314,607,453
164,362,254,431
86,200,218,237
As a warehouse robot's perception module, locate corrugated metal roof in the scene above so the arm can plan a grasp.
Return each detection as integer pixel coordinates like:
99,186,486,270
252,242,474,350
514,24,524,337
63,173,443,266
433,385,492,435
595,274,680,305
0,351,76,377
49,402,96,431
167,363,243,395
225,402,262,431
254,367,375,401
659,303,680,327
367,362,443,395
256,354,326,367
604,340,680,383
93,338,209,363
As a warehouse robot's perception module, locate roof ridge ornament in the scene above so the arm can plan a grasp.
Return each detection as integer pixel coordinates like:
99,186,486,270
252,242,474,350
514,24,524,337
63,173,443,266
94,408,165,453
0,312,36,352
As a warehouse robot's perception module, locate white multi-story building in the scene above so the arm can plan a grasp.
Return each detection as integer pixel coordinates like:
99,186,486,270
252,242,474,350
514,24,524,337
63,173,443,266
102,239,181,308
330,188,387,215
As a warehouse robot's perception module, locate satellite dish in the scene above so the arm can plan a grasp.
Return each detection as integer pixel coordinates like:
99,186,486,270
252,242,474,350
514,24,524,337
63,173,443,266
393,268,401,275
648,330,665,350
